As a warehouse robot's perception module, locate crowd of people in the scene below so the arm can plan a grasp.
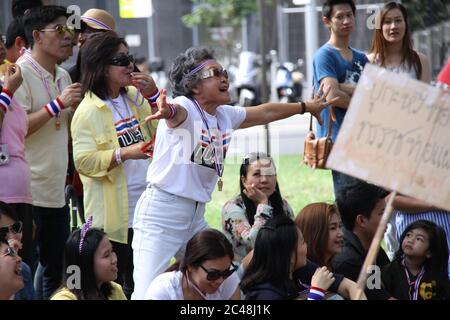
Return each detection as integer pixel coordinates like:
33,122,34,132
0,0,449,301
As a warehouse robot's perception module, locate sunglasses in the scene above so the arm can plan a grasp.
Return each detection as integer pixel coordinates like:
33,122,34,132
200,263,237,281
109,53,135,67
0,246,18,258
0,221,23,238
40,24,76,36
200,67,228,80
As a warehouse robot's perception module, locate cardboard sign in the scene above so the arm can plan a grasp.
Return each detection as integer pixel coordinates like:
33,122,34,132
327,64,450,211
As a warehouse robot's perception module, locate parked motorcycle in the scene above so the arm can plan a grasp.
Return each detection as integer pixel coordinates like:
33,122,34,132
234,51,261,107
275,60,304,103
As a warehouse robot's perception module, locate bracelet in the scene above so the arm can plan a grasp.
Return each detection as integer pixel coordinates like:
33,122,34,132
115,148,123,165
307,286,326,300
0,88,13,113
44,97,65,117
145,89,160,103
298,101,306,115
168,103,177,119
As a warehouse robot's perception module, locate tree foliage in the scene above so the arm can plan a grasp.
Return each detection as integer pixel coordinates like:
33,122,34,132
182,0,257,28
402,0,449,31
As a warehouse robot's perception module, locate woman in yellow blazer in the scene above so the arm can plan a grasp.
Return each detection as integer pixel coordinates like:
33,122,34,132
71,31,158,298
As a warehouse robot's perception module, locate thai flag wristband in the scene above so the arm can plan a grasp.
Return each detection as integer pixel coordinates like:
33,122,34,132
307,286,326,300
0,88,13,113
44,97,65,118
145,89,160,104
168,103,177,119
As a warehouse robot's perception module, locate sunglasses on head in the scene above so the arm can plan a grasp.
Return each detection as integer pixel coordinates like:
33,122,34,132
40,24,75,36
109,53,135,67
0,221,23,238
200,67,228,80
1,246,18,258
200,263,237,281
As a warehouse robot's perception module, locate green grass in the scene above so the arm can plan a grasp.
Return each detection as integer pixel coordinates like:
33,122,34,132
205,155,336,229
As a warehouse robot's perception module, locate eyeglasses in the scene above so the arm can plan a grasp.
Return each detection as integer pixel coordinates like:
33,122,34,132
0,221,23,238
0,246,18,258
200,67,228,80
40,24,76,36
200,263,237,281
109,53,135,67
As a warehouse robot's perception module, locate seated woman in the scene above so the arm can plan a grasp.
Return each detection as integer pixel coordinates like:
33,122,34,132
240,215,365,300
146,229,240,300
295,202,343,270
51,217,127,300
222,152,293,264
0,238,24,300
0,201,35,300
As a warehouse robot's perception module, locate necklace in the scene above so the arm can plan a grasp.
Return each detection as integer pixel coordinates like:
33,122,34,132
109,94,142,139
191,98,225,191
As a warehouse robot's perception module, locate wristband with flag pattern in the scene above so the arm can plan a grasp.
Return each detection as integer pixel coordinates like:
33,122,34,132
44,97,65,117
0,88,13,113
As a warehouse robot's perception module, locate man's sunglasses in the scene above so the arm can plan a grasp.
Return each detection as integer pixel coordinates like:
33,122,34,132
40,24,75,36
200,67,228,80
1,246,18,258
109,53,135,67
200,263,237,281
0,221,23,238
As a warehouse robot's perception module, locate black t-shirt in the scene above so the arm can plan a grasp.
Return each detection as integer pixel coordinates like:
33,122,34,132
244,261,344,300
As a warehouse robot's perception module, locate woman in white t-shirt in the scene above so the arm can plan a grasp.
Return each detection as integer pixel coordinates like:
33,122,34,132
71,31,158,298
146,229,240,300
132,46,337,299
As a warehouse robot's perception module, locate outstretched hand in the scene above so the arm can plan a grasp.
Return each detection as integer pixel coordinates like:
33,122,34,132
306,82,338,126
145,89,172,122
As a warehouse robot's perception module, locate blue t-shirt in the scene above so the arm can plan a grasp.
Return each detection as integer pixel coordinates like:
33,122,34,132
313,43,368,141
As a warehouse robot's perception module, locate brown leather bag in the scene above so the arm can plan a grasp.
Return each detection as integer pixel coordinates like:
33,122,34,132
303,108,334,169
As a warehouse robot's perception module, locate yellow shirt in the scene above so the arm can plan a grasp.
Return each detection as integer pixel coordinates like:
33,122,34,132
71,87,156,243
51,282,127,300
14,54,73,208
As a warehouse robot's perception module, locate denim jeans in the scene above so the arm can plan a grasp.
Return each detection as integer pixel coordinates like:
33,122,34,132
34,205,70,300
131,185,208,300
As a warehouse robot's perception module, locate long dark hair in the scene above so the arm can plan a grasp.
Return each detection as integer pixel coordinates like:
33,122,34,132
396,220,449,278
58,228,113,300
239,153,286,225
80,31,128,99
369,1,422,79
240,215,299,298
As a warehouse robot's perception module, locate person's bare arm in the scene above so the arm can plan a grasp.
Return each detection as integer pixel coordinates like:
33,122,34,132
240,83,337,128
27,83,82,136
320,77,352,109
392,194,438,213
145,89,187,128
418,52,431,83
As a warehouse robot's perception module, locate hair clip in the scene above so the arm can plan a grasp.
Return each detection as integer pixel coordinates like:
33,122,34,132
78,216,93,254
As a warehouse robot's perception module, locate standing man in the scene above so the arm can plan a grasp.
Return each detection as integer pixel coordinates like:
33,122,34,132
14,5,82,299
313,0,367,197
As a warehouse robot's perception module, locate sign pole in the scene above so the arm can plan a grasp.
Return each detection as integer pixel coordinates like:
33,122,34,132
355,191,397,299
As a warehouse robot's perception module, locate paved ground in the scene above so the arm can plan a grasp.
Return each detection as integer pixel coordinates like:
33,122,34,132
227,113,314,158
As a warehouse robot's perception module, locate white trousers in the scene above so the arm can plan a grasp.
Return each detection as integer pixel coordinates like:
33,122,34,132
131,185,208,300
